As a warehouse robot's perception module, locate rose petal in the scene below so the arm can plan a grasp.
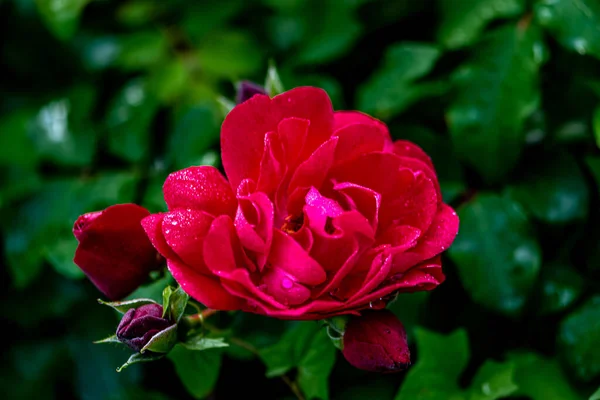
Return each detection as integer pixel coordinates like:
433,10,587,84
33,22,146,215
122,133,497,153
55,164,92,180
277,117,309,168
163,166,236,216
257,132,285,197
288,136,338,196
204,215,250,275
392,140,435,171
333,123,388,165
333,111,391,143
261,267,311,306
391,203,459,274
269,230,326,285
334,182,381,230
162,209,213,273
222,87,333,189
167,259,243,310
141,213,178,260
235,192,274,269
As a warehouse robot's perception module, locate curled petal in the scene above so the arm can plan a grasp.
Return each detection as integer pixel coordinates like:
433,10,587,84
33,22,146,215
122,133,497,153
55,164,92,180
162,209,213,273
222,87,333,189
288,137,338,196
204,215,252,275
269,230,326,285
333,111,391,143
391,204,459,274
261,267,311,306
163,166,236,216
392,140,435,171
333,123,389,165
167,259,243,310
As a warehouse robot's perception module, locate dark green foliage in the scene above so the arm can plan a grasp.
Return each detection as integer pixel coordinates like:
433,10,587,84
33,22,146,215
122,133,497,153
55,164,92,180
1,0,599,399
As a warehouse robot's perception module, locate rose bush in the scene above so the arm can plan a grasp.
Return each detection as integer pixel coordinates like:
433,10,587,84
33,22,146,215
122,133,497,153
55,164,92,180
142,87,459,319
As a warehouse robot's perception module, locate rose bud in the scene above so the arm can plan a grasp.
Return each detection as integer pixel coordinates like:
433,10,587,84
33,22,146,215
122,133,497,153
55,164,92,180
73,203,162,300
342,310,410,373
116,303,172,352
235,80,267,104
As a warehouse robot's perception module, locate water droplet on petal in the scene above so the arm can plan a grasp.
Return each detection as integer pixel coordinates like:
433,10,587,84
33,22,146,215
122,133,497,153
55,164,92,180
281,277,293,290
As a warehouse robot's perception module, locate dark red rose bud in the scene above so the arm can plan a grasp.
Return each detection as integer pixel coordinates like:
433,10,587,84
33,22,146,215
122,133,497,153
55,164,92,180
116,303,172,352
235,80,267,104
73,204,163,300
342,310,410,373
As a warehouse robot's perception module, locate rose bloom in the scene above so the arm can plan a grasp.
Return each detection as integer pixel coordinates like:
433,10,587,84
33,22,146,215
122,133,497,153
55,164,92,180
142,87,458,320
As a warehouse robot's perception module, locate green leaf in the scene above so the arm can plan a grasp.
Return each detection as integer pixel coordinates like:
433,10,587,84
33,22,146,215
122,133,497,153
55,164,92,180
117,352,165,372
293,0,361,66
448,194,542,316
35,0,91,40
468,360,518,400
587,156,600,195
162,286,173,318
181,336,229,351
140,324,178,354
395,329,468,399
358,42,444,120
116,31,169,71
508,352,581,400
29,85,98,166
534,0,600,59
106,78,159,163
437,0,525,49
557,295,600,382
167,104,221,170
169,346,222,399
148,59,189,103
259,322,320,377
535,262,584,315
297,329,336,400
594,105,600,148
45,236,84,280
505,151,589,223
126,274,175,302
590,387,600,400
447,23,545,183
98,298,158,314
0,109,38,166
197,31,263,79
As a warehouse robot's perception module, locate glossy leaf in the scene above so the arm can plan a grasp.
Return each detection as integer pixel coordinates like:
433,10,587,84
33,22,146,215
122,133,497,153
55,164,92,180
181,336,229,351
358,42,444,119
169,346,222,399
558,296,600,382
468,360,518,400
447,23,545,183
505,151,589,223
197,31,263,79
449,194,542,316
508,352,581,400
117,352,165,372
535,0,600,59
35,0,90,40
535,262,584,315
297,329,336,400
437,0,525,49
106,78,159,163
594,105,600,148
140,324,178,354
167,104,221,170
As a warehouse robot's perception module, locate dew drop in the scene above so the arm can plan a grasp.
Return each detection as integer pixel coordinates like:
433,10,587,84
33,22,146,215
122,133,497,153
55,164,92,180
281,277,293,290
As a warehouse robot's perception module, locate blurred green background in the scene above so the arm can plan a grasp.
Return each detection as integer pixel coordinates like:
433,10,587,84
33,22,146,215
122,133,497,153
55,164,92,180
1,0,600,399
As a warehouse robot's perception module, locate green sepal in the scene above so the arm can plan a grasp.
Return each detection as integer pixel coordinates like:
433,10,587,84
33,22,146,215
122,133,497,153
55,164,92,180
165,286,189,323
97,298,158,314
140,324,178,354
162,286,173,319
93,334,121,345
116,352,165,372
325,325,343,351
265,60,284,97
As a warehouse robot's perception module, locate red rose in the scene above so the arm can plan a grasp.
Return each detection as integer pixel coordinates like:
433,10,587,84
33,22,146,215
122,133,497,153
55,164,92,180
142,87,458,319
342,310,410,373
73,204,162,300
